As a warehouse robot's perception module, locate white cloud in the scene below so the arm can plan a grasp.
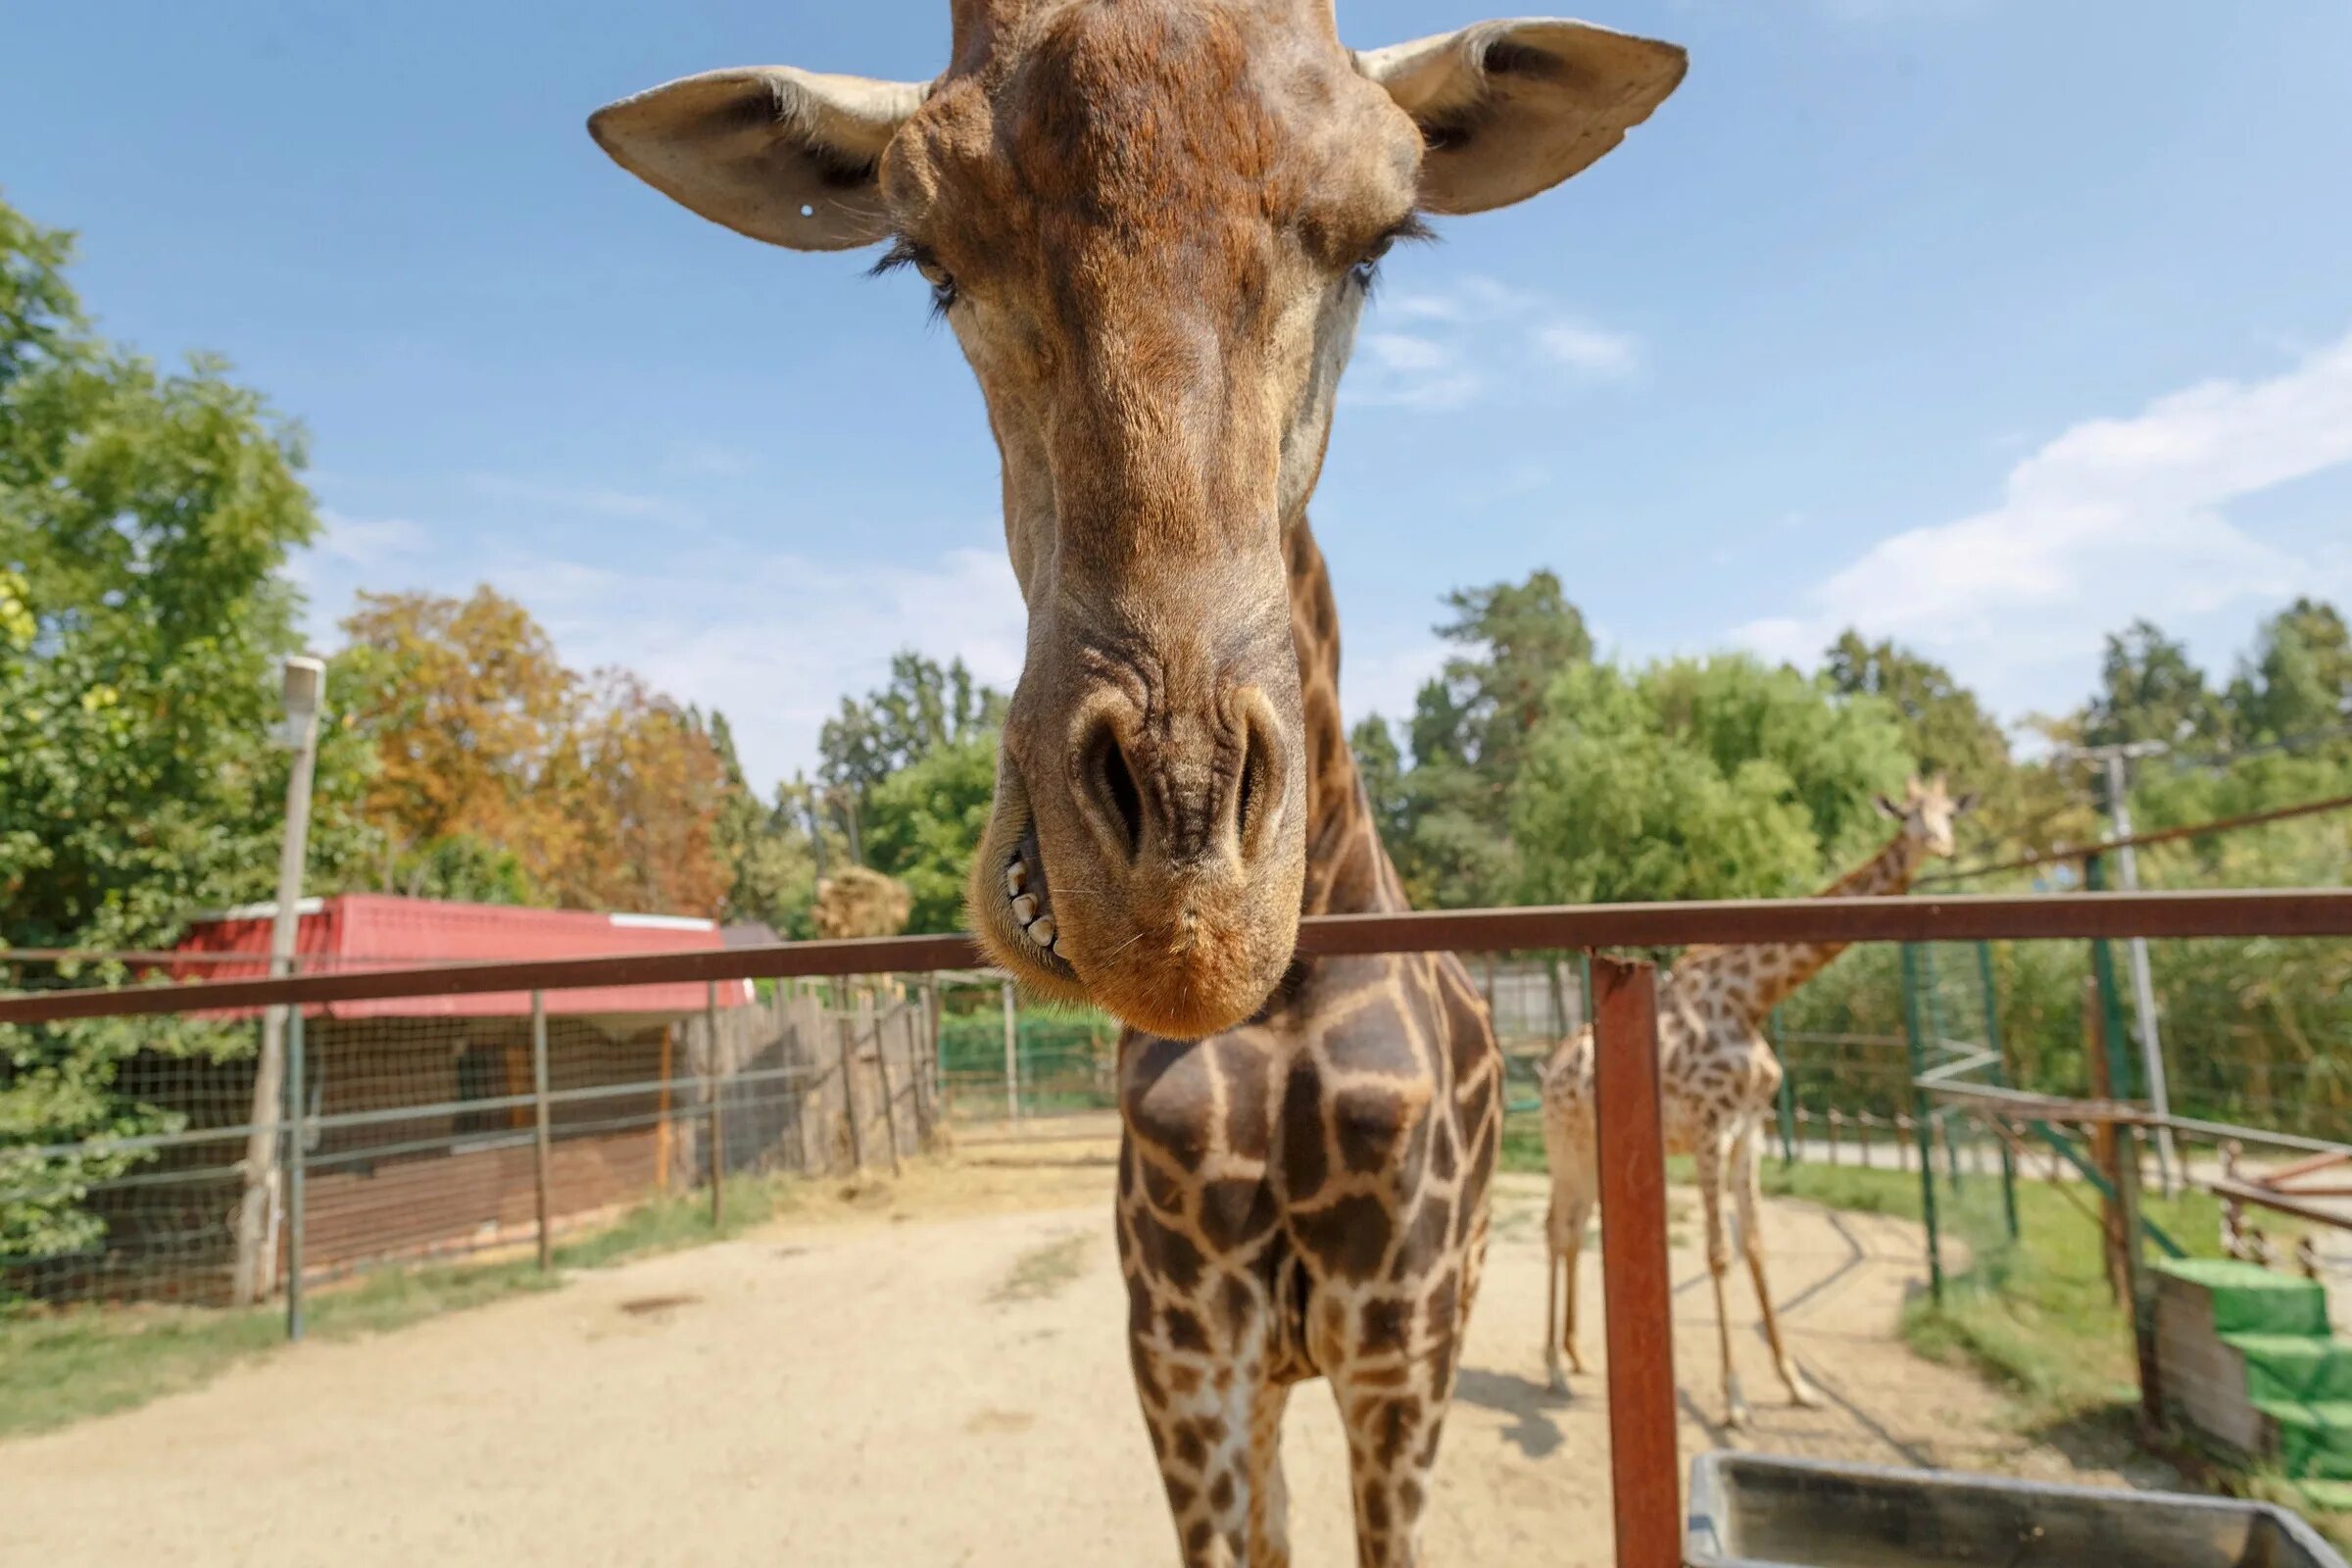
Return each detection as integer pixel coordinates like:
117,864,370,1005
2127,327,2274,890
1736,328,2352,718
1350,332,1484,411
1342,637,1450,733
1343,274,1645,412
1536,321,1641,379
467,474,706,529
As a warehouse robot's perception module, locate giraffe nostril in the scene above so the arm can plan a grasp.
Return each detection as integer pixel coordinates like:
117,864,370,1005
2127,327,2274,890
1084,724,1145,861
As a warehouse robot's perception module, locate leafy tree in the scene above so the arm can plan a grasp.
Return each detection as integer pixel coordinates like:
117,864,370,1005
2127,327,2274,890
1349,715,1410,850
0,195,345,1266
862,729,1000,933
2225,598,2352,747
1511,656,1909,906
817,652,1006,854
335,586,576,897
1823,631,2010,784
540,671,731,916
2084,618,2223,750
1376,570,1593,906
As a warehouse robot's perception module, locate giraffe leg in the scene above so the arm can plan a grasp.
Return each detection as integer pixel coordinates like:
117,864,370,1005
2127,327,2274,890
1332,1346,1455,1567
1736,1128,1821,1409
1245,1379,1293,1566
1696,1141,1747,1430
1546,1170,1594,1394
1127,1313,1260,1566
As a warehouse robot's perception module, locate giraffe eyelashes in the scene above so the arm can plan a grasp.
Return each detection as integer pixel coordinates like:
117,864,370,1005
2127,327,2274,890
1351,214,1437,292
871,239,958,318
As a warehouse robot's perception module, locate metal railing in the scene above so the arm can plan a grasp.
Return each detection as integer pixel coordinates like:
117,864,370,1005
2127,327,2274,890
7,885,2352,1568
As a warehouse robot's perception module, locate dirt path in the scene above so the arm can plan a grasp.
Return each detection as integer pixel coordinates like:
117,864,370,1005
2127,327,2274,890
5,1135,2139,1566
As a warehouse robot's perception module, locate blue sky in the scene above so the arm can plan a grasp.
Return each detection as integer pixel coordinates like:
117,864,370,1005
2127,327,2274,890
10,1,2351,792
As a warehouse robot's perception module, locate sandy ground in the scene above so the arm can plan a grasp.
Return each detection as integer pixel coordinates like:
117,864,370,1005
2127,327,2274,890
6,1126,2156,1567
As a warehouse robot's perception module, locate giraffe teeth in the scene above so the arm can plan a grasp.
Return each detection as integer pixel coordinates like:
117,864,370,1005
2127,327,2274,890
1027,915,1056,947
1010,894,1039,924
1006,859,1028,895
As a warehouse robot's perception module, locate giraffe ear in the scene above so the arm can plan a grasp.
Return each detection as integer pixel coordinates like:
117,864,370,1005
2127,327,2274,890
588,67,924,251
1356,20,1687,216
1874,793,1903,821
1952,791,1982,815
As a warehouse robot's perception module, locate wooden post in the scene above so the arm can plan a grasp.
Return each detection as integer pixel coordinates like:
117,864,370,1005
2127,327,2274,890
532,991,553,1271
2111,1117,2165,1435
1001,979,1020,1122
707,982,725,1229
838,1015,864,1174
922,976,944,1129
868,993,904,1178
1592,956,1680,1568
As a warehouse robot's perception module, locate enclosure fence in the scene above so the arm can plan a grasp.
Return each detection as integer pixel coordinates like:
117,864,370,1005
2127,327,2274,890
7,887,2352,1568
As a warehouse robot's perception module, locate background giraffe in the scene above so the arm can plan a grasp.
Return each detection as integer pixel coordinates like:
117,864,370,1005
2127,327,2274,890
1538,774,1976,1427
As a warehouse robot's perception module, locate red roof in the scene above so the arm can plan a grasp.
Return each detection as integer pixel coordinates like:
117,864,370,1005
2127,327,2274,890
172,894,755,1021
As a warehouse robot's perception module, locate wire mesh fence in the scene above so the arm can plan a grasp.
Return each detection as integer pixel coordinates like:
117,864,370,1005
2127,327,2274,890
1,978,940,1311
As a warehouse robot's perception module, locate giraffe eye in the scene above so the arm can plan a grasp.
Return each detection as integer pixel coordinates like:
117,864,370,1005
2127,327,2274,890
915,258,959,312
1349,236,1396,290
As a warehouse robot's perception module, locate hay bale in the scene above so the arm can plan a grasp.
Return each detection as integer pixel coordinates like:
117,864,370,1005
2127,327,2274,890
812,866,913,941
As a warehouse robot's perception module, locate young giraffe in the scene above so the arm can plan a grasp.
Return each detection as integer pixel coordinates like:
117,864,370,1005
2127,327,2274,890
1539,775,1976,1428
589,7,1685,1559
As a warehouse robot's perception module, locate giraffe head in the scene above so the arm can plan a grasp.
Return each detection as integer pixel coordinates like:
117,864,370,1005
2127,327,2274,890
589,4,1685,1038
1874,773,1979,861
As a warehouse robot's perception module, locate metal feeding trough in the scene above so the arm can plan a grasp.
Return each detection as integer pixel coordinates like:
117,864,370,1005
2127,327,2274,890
1685,1452,2346,1568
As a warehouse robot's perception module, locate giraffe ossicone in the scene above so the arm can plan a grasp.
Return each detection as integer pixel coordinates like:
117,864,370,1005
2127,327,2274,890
590,8,1685,1560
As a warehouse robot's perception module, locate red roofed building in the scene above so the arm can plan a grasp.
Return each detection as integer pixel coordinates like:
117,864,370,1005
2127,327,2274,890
106,896,760,1298
171,892,755,1019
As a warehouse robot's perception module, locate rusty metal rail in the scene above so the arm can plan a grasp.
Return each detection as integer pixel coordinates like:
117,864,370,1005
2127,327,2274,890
5,888,2348,1026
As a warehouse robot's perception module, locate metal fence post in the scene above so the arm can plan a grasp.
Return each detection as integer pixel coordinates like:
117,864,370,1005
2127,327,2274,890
1975,941,2023,1243
1001,979,1020,1121
1591,956,1681,1568
1900,942,1945,1303
706,981,725,1228
2084,856,2138,1102
532,990,553,1271
285,1004,306,1343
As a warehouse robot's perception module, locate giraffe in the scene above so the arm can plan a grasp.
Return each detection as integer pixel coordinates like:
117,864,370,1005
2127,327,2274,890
588,9,1685,1560
1538,774,1977,1428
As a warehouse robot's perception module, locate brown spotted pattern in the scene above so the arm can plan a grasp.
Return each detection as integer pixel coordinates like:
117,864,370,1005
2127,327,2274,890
1537,777,1970,1427
1116,522,1502,1566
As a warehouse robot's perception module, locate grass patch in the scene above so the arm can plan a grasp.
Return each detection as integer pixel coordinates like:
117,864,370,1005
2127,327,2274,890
1758,1158,2228,1415
987,1231,1091,1305
0,1168,809,1441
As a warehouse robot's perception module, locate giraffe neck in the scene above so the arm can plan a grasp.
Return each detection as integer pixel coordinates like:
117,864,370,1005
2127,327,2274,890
1709,830,1926,1019
1288,519,1407,919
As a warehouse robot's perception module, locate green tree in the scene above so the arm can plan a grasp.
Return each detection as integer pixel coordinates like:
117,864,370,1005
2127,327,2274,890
2084,618,2223,750
861,729,1000,933
1349,715,1410,850
817,652,1006,859
2225,598,2352,747
1823,631,2010,784
1382,570,1593,906
1511,656,1911,906
0,196,347,1267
